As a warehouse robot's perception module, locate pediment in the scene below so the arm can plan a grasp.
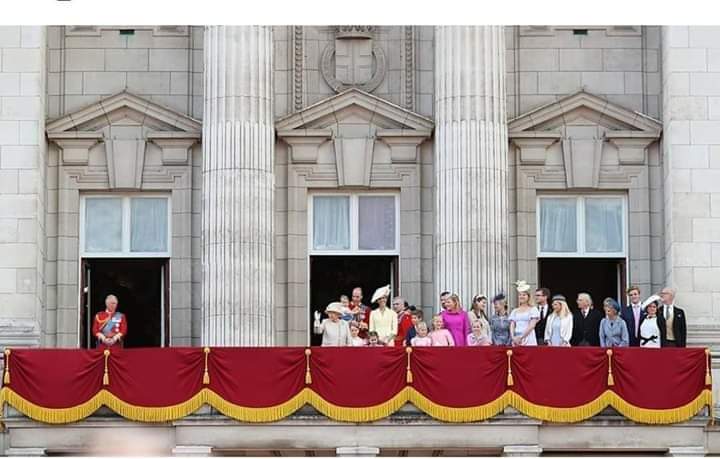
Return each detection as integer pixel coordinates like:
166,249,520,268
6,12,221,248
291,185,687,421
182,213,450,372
275,88,434,134
46,91,202,135
508,90,662,136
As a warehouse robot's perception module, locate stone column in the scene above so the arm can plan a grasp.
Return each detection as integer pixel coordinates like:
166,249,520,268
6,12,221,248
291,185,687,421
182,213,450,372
201,26,275,346
434,26,509,306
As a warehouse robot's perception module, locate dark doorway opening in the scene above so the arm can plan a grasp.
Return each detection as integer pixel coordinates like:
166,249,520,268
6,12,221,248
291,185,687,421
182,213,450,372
538,258,626,311
309,255,398,346
80,258,169,349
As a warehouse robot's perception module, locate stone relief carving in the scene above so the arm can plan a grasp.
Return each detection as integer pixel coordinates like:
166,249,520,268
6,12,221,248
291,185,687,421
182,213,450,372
404,26,415,111
293,26,304,111
321,26,387,93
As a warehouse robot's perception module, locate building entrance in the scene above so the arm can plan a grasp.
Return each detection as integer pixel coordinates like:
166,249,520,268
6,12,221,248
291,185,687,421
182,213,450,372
538,258,626,311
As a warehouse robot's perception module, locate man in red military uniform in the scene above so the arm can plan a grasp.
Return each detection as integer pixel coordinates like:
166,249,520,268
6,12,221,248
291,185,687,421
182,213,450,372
392,296,413,347
347,287,371,338
92,294,128,348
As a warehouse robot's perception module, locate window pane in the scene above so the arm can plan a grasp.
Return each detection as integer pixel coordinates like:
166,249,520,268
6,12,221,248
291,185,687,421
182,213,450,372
85,198,122,252
585,198,624,253
358,196,396,250
539,198,577,253
313,196,350,250
131,198,169,253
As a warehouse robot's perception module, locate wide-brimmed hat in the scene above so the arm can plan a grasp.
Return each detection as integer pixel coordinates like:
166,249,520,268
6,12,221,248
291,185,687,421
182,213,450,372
325,302,345,315
371,285,391,303
641,294,661,309
514,280,531,293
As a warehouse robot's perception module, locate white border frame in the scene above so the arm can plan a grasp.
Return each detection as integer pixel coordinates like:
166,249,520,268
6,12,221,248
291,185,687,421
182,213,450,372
80,193,172,258
536,194,628,259
308,191,401,256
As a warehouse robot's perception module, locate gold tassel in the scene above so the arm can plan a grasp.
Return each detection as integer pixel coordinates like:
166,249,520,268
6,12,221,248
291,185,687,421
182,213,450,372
405,347,413,384
304,348,312,385
506,350,514,386
3,349,10,385
606,349,614,386
202,347,210,385
706,348,712,386
103,349,110,386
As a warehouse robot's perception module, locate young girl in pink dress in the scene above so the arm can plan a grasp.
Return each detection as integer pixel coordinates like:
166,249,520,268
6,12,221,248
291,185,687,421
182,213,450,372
410,322,433,347
429,314,455,346
467,320,492,346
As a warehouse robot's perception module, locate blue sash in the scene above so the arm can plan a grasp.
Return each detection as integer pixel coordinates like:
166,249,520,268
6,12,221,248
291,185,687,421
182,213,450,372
101,312,121,336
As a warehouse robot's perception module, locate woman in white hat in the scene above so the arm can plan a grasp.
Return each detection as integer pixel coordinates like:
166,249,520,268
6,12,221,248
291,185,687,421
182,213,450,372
509,280,540,346
313,302,353,346
638,297,661,348
369,285,398,346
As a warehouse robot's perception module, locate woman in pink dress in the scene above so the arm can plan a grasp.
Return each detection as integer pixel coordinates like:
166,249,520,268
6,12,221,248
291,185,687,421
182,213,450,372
429,314,455,346
441,294,470,347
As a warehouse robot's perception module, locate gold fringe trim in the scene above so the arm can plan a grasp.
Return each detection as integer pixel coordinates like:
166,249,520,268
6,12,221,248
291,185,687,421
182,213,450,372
509,390,612,423
606,349,614,386
308,388,410,423
304,348,312,385
0,387,105,424
408,388,509,423
202,347,210,385
405,347,413,384
205,388,308,423
706,348,712,386
608,389,712,425
3,349,10,385
506,350,514,386
102,349,110,386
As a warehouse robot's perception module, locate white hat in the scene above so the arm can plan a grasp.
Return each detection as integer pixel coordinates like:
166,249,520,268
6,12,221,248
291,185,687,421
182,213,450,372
641,294,661,309
371,285,391,303
325,302,345,315
514,280,531,293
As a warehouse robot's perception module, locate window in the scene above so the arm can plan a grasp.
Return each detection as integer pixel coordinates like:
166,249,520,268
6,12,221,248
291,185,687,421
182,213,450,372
309,193,399,254
537,195,626,258
81,195,171,257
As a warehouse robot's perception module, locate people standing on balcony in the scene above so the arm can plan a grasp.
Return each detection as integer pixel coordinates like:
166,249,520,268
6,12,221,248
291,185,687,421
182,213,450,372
369,285,397,346
441,294,470,347
621,286,644,347
571,293,602,346
314,302,352,346
467,294,491,345
490,293,512,346
467,320,492,346
429,314,455,346
367,331,385,346
393,297,414,347
347,287,371,338
658,287,687,347
404,309,424,346
509,281,540,346
599,298,629,348
544,295,573,347
349,322,367,347
534,288,551,345
92,294,127,348
439,291,450,311
410,322,433,347
339,294,352,321
638,297,661,348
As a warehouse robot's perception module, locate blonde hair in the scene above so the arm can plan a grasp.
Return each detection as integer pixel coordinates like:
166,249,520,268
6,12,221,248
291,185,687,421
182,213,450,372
431,314,444,331
446,294,461,311
553,299,571,318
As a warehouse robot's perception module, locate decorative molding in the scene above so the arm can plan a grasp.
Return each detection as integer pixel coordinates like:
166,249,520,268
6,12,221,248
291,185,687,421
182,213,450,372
510,134,560,166
518,25,641,37
320,43,387,94
46,132,103,166
105,137,147,189
334,135,376,187
278,130,332,164
335,26,375,39
292,26,304,112
65,25,189,36
403,26,415,111
147,131,201,166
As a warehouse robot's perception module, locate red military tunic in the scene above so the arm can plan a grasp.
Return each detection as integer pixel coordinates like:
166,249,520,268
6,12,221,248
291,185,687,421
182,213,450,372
395,310,414,347
347,303,371,339
92,310,128,347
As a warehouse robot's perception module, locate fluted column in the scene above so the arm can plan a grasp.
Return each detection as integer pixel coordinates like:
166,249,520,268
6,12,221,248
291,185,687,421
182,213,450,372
434,26,509,307
201,26,274,346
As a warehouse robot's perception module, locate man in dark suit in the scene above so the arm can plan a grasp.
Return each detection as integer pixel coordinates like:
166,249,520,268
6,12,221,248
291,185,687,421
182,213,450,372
621,285,644,347
534,287,551,345
570,292,603,346
657,287,687,347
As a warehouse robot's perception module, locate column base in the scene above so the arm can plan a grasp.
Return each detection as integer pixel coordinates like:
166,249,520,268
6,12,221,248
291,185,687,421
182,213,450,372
668,446,706,456
503,445,542,457
172,445,213,456
336,446,380,457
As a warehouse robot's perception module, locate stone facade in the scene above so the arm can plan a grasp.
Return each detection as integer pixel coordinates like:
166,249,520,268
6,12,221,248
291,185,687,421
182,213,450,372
3,24,720,455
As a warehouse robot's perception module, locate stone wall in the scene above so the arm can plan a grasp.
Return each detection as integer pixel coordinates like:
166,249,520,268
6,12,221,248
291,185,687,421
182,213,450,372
0,26,46,349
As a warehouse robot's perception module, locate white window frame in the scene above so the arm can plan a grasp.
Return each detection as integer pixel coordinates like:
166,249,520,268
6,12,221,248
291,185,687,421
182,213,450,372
80,193,172,258
536,194,628,258
308,192,400,256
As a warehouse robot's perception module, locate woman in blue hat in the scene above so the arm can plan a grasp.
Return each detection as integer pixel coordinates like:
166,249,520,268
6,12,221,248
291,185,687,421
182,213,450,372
599,297,629,348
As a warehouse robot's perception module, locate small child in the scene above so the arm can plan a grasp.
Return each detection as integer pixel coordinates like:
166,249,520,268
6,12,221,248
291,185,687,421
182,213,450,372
410,322,433,347
340,294,353,321
428,314,455,346
367,331,385,347
466,319,492,346
404,309,424,346
350,322,366,347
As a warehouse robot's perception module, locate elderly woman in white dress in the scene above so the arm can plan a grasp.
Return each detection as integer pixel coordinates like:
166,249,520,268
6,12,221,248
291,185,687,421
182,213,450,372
314,302,352,346
544,294,573,347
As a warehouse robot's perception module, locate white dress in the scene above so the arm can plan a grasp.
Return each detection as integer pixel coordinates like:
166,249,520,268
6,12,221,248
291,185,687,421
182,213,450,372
509,307,540,346
639,316,661,348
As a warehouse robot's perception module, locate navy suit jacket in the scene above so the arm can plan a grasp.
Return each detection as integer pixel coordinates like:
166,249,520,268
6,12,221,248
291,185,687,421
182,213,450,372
621,304,643,347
